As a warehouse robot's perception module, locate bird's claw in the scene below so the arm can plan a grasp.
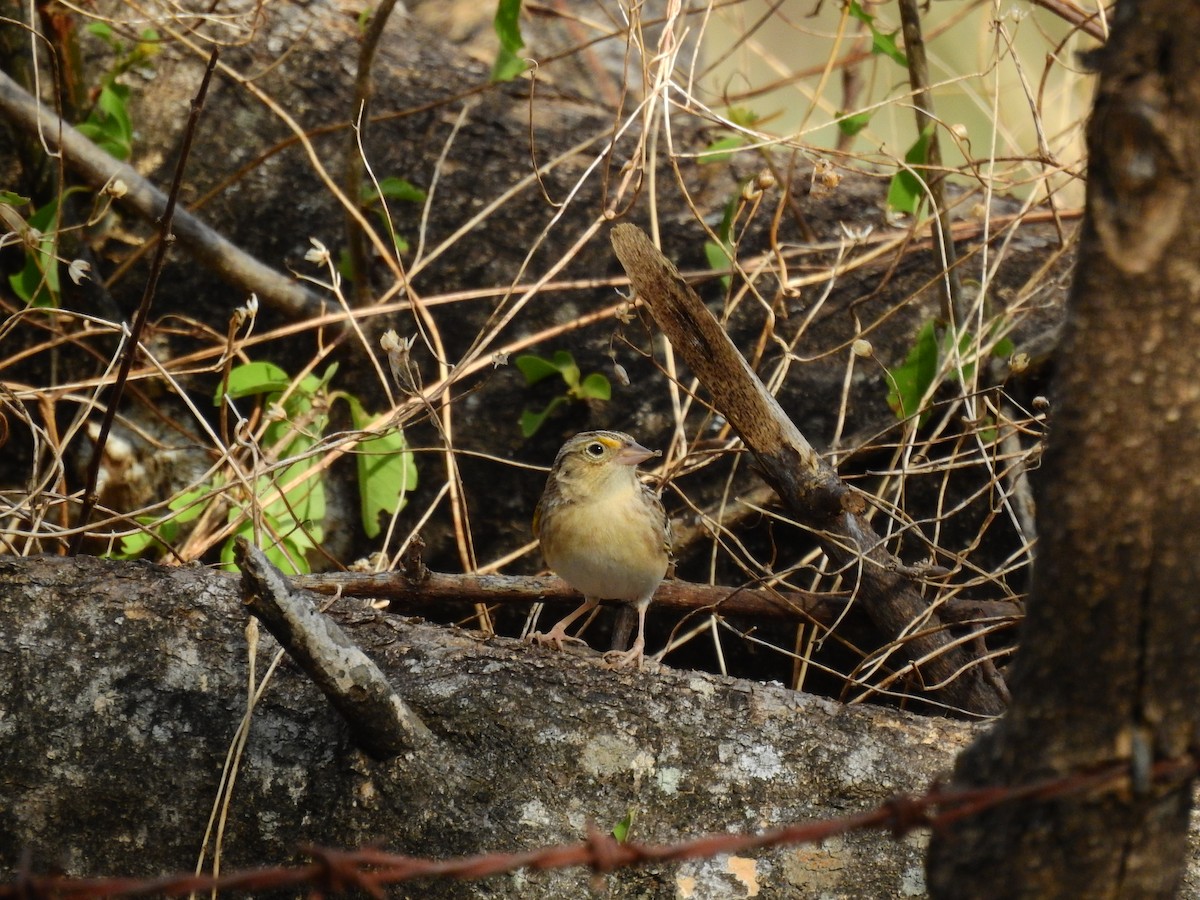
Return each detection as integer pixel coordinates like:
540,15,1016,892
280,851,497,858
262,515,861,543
602,642,645,671
528,628,587,653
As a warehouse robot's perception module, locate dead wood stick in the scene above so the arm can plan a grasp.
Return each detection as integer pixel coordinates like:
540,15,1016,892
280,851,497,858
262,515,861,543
0,70,326,320
237,539,432,758
293,570,849,625
610,223,1007,716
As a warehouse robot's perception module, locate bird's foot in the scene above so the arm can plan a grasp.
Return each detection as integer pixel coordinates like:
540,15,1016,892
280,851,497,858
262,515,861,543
602,637,646,671
528,625,588,653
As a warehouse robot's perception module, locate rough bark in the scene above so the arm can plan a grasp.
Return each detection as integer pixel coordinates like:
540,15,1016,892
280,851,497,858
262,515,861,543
926,2,1200,895
0,553,963,897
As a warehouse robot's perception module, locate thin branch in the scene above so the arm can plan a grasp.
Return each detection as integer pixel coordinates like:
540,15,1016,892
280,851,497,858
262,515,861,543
0,67,326,320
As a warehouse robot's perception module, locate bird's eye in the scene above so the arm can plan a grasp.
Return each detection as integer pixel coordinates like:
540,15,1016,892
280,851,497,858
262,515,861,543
585,442,606,457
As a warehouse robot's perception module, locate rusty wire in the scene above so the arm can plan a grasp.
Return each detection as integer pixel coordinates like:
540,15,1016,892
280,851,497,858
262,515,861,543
4,751,1196,898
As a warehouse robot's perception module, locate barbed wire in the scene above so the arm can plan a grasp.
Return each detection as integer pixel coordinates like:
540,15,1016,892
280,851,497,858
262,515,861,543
6,752,1195,898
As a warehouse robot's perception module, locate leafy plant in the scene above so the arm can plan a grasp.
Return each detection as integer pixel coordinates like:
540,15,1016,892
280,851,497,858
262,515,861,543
704,191,740,291
885,319,1015,426
115,361,416,573
491,0,528,83
886,124,935,216
359,175,427,255
611,810,635,843
515,350,611,437
847,1,907,67
77,22,160,161
3,189,87,307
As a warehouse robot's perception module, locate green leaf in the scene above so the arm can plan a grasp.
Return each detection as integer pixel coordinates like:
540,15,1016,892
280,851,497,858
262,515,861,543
78,83,133,160
491,0,528,82
848,1,907,67
167,486,211,524
699,135,745,165
217,361,291,403
611,810,635,843
221,528,312,576
8,198,64,306
347,397,418,538
704,240,732,272
869,27,907,66
365,176,427,205
886,125,934,216
515,354,563,385
727,106,760,128
115,517,168,558
574,372,611,401
0,190,29,206
520,396,569,437
552,349,580,390
515,350,579,387
272,459,326,526
885,319,939,423
992,336,1015,358
836,110,872,137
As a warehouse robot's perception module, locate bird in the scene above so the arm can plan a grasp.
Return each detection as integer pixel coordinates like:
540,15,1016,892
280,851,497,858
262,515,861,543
529,430,671,669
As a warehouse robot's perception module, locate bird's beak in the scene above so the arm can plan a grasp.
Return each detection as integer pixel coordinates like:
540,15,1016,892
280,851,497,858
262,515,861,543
616,441,660,466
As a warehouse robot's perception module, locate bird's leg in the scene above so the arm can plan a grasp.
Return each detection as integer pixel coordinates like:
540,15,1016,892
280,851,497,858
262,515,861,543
603,600,648,670
528,596,599,652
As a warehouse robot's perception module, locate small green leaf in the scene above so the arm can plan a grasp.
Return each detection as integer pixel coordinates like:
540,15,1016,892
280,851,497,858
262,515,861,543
848,1,907,67
886,319,939,423
704,240,732,273
515,354,564,385
552,349,581,390
491,0,528,82
348,397,418,538
699,135,746,165
575,372,611,401
992,336,1015,358
217,361,291,403
167,486,211,524
727,106,760,128
836,110,872,137
116,518,167,558
273,459,326,526
0,191,29,206
368,176,427,204
8,198,64,307
869,27,907,66
886,125,934,216
516,350,579,387
78,83,133,160
612,810,635,843
520,396,568,437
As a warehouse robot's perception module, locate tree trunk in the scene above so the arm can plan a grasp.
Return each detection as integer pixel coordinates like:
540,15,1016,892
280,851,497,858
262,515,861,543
926,2,1200,895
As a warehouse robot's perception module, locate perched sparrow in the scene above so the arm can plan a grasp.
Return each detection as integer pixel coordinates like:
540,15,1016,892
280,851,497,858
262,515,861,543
529,430,670,669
